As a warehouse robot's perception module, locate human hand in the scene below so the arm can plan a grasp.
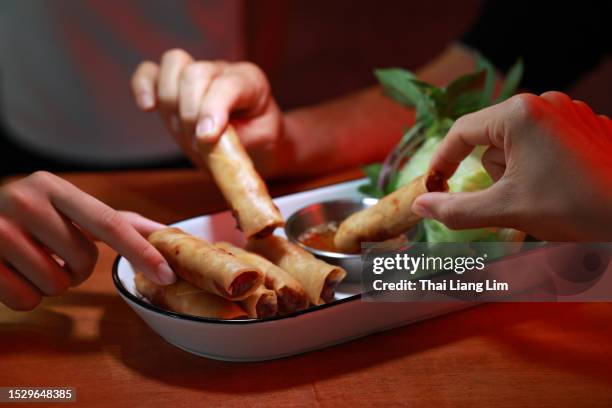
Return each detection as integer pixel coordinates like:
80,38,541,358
131,49,284,175
412,91,612,241
0,172,175,311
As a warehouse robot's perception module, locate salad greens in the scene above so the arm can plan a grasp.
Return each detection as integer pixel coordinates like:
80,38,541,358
359,55,524,242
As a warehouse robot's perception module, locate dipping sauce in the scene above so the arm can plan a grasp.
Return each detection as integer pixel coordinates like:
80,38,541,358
298,220,412,254
297,221,340,252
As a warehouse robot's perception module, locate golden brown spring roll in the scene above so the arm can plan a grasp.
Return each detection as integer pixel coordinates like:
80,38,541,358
214,242,309,313
239,285,278,319
148,228,264,301
134,273,248,319
246,236,347,306
334,171,448,253
196,125,284,238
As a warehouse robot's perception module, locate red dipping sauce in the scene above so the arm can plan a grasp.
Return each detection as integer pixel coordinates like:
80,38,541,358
297,221,340,252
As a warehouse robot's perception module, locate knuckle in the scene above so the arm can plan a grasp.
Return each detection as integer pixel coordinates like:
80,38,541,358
30,170,56,185
539,90,567,102
451,115,470,132
98,208,126,236
509,93,540,121
182,61,216,81
132,61,157,85
216,74,241,89
161,48,191,64
139,60,157,73
240,61,270,91
237,61,264,77
1,185,34,214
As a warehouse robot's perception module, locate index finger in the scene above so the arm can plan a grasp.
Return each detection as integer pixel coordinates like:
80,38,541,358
429,102,508,179
47,177,175,285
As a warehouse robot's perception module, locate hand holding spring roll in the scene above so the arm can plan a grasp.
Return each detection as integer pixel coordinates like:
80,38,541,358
196,126,284,239
334,171,447,253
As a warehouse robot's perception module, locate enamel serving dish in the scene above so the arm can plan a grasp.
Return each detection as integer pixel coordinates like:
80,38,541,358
113,179,471,361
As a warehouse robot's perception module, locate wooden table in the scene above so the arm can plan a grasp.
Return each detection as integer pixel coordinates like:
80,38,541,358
1,169,611,408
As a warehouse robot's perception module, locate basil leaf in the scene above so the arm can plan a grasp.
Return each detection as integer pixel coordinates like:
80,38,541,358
408,79,444,103
407,79,448,119
415,97,434,125
445,70,486,100
496,58,524,102
358,163,385,198
358,183,384,198
444,70,486,118
450,89,486,118
384,172,401,194
375,68,422,107
362,162,382,182
475,54,496,107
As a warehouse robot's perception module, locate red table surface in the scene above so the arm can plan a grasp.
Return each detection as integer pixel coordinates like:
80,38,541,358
1,169,611,408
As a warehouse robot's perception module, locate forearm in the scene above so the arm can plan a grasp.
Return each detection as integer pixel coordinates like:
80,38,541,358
271,44,478,178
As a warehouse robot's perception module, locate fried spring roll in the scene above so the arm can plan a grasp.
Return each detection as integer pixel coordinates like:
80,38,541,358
148,228,264,301
134,273,247,319
196,126,284,238
214,242,309,313
239,285,278,319
334,171,447,253
246,236,347,306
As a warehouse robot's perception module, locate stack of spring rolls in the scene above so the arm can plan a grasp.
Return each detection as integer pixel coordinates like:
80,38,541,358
135,228,346,319
134,126,346,319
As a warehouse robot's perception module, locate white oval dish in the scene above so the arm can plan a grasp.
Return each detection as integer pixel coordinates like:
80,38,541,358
113,180,470,361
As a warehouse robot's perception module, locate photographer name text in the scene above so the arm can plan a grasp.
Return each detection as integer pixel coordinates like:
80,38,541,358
372,279,509,293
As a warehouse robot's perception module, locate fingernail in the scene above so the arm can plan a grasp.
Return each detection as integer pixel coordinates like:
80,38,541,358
157,263,176,285
412,200,433,219
169,114,181,133
138,92,154,110
196,116,215,139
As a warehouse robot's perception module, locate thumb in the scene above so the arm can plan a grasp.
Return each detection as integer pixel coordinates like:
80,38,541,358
412,184,515,230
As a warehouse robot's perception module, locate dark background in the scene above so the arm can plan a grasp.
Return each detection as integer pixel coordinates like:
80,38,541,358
1,0,610,176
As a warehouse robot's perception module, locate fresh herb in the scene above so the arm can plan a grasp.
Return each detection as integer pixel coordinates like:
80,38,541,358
360,55,523,195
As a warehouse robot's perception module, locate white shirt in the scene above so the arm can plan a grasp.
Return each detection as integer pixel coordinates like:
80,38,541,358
0,0,244,165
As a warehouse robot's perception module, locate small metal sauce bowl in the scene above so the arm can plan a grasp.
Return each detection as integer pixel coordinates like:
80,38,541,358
285,198,376,282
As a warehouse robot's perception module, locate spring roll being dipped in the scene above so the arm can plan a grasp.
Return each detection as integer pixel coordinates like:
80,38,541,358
196,125,284,239
214,242,309,313
148,228,264,301
334,171,448,253
246,236,347,306
239,285,278,319
134,273,248,319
